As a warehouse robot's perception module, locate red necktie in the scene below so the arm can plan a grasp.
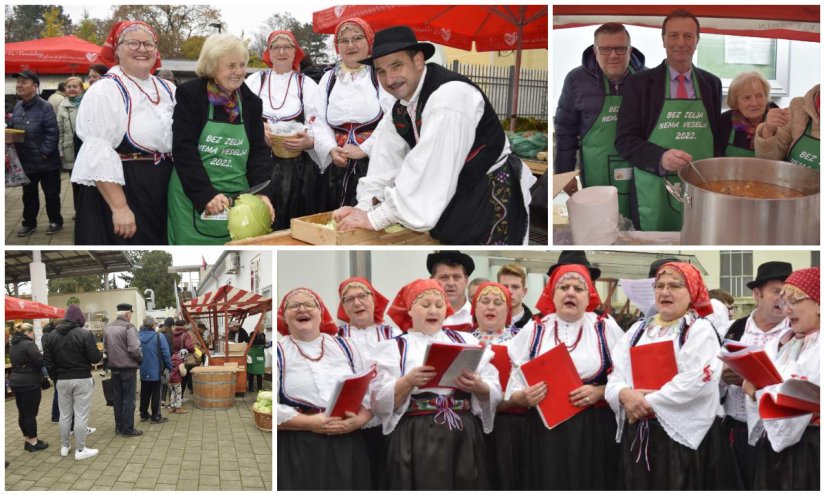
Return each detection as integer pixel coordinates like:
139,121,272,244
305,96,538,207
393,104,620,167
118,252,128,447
676,73,688,99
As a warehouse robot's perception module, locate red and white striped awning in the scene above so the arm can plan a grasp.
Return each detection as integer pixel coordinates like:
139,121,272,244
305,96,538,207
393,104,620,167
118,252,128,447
182,285,271,316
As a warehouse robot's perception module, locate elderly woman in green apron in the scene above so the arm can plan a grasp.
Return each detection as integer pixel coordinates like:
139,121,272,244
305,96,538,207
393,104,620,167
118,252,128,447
718,72,778,158
169,33,274,244
756,84,820,170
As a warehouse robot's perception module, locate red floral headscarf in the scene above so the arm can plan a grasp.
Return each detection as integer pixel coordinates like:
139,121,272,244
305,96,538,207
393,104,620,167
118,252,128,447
336,277,389,325
471,282,512,327
535,264,601,315
387,279,454,332
783,267,820,304
95,21,162,72
262,30,305,71
656,262,713,317
277,288,337,336
334,17,375,55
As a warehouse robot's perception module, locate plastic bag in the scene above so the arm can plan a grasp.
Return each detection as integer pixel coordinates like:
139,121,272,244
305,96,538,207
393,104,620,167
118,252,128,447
5,145,30,187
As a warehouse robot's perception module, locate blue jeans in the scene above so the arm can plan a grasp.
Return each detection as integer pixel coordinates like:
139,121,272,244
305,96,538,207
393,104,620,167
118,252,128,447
111,369,137,433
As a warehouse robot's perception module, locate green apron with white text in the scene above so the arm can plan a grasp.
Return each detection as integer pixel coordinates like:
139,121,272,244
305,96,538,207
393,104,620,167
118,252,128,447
580,73,634,218
785,117,819,170
634,69,714,231
723,128,755,158
168,98,249,245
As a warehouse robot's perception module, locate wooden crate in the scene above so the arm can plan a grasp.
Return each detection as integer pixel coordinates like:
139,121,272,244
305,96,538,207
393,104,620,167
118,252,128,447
290,212,439,245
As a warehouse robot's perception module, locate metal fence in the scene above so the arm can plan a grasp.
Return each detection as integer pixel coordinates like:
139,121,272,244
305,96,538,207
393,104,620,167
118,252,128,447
451,60,548,122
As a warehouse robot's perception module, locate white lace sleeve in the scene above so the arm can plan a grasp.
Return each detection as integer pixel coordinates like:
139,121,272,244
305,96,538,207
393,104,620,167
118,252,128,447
471,346,501,433
503,325,534,399
605,325,636,442
368,339,409,434
301,77,334,172
72,79,128,186
355,112,406,211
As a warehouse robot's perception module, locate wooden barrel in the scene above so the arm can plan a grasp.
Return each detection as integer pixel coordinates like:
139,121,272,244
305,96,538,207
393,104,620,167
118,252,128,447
192,367,237,410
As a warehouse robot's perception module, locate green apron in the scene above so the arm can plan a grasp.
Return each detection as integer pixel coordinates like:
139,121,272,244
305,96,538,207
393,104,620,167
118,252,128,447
634,68,714,231
580,73,634,218
168,98,250,245
724,128,756,158
785,117,819,170
247,344,265,375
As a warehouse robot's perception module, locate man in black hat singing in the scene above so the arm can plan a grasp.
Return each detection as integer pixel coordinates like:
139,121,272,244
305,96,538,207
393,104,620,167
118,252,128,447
720,261,792,489
333,26,535,245
427,251,475,331
103,303,144,437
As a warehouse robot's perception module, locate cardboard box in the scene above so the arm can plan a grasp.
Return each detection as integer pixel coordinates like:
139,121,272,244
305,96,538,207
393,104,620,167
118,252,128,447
227,342,246,355
289,212,439,245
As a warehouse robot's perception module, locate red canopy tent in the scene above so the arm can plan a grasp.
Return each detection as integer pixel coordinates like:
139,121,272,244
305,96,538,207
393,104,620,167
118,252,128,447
5,35,102,75
4,296,65,320
313,5,548,130
553,5,820,42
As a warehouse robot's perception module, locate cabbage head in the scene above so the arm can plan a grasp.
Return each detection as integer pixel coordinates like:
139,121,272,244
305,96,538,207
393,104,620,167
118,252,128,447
257,391,273,402
228,194,272,240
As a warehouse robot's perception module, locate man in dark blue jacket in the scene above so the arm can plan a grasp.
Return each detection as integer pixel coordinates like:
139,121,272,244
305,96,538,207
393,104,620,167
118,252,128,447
138,316,173,424
554,23,646,218
9,70,63,236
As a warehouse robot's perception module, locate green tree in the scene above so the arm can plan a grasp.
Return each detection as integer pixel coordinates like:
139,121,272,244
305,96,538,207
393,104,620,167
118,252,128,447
110,4,222,58
5,4,71,42
251,13,332,66
74,10,102,45
41,6,66,38
130,251,181,309
180,35,206,60
48,274,105,294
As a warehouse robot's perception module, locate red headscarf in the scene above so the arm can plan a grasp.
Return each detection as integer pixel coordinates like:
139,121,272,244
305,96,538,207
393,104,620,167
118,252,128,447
471,282,513,327
387,279,455,332
535,264,601,315
656,262,713,317
262,30,305,71
336,277,389,324
334,17,375,55
784,267,820,304
276,288,337,336
95,21,162,72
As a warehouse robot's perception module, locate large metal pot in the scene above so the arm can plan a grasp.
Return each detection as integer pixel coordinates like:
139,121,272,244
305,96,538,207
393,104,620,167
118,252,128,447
664,157,819,245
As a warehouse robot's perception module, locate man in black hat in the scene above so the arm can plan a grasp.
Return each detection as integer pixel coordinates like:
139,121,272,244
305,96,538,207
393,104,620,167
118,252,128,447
102,303,143,437
720,261,792,489
427,251,475,331
333,26,535,245
9,70,63,237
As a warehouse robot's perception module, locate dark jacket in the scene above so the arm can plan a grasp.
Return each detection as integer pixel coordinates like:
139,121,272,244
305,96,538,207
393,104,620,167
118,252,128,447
513,303,535,329
138,327,173,382
43,319,102,381
9,333,44,390
103,316,142,369
554,45,646,175
229,327,250,344
718,103,779,153
615,60,724,170
10,96,61,173
171,77,273,212
160,325,174,356
172,326,194,354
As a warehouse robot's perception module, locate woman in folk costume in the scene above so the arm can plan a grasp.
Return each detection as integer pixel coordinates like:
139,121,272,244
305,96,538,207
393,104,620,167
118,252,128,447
506,264,624,490
469,282,525,489
605,262,740,489
72,20,175,244
743,267,819,490
245,30,335,230
369,279,501,490
276,288,372,490
318,17,393,210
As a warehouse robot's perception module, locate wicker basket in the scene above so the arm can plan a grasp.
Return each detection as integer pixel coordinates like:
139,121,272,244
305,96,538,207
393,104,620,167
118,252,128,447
271,133,301,159
252,404,273,432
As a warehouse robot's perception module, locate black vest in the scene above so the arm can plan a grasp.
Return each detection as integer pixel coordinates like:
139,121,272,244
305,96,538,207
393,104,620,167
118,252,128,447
725,317,748,342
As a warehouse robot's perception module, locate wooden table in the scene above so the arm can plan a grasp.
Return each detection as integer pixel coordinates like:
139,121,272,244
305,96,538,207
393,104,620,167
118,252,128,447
523,158,548,177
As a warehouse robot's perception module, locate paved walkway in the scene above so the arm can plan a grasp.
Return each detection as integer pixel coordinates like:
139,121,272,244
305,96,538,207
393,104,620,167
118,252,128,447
5,377,272,491
5,170,75,245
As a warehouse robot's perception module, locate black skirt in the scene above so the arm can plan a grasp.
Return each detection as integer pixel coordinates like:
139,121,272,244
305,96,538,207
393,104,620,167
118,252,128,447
269,152,322,231
277,429,371,490
319,158,368,211
752,426,819,490
621,416,741,490
485,411,528,490
724,416,755,489
384,411,489,490
522,405,621,490
74,158,172,245
363,425,387,490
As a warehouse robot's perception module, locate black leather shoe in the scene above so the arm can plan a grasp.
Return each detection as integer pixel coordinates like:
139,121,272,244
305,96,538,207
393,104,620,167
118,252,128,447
16,226,36,237
122,429,143,437
140,415,151,422
150,416,169,424
45,223,63,235
115,428,122,435
24,440,48,452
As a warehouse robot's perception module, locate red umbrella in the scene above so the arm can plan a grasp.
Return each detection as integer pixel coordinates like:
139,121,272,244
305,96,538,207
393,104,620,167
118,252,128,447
313,5,548,130
4,296,65,320
5,35,102,75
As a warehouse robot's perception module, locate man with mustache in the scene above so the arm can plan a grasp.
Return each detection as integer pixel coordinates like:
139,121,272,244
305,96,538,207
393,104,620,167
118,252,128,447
615,9,722,232
333,26,535,245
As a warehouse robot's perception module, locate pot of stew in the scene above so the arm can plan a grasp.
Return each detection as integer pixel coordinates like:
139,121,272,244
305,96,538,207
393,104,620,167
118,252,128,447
664,157,819,245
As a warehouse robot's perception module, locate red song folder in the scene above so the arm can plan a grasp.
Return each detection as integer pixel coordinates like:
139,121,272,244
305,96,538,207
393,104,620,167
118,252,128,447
421,341,486,389
718,346,783,389
519,344,583,429
722,339,749,353
630,341,678,390
490,344,513,391
325,366,377,418
758,378,820,420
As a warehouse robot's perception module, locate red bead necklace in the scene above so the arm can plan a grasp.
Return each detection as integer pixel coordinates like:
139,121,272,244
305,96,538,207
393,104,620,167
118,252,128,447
289,335,325,362
267,71,293,111
553,319,584,352
121,72,161,105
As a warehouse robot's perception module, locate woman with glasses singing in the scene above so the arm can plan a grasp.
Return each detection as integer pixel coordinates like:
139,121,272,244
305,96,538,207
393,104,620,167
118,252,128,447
605,262,739,490
743,267,820,490
276,288,373,490
317,17,393,210
72,21,175,244
246,31,334,230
